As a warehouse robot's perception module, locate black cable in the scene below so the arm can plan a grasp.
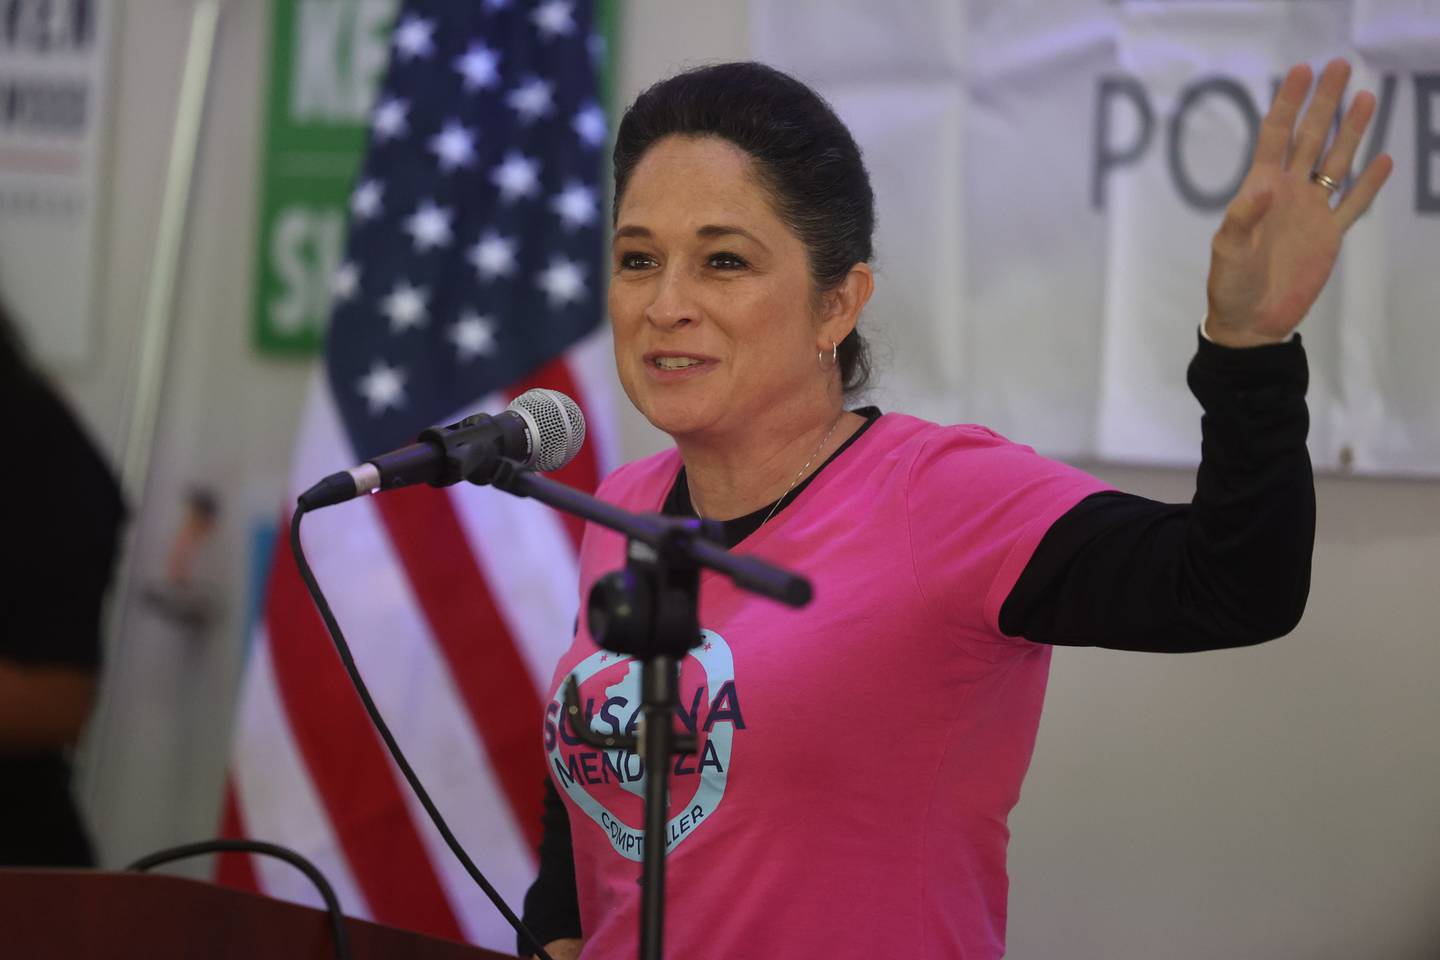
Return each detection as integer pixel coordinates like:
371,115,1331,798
290,506,556,960
127,838,351,960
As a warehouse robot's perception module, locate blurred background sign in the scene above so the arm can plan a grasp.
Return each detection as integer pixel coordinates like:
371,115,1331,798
253,0,396,356
0,0,113,368
756,0,1440,475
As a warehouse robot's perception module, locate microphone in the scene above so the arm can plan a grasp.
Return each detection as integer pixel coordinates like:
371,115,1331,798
297,388,585,512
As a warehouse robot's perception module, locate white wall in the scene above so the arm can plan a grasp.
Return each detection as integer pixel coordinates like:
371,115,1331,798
1013,464,1440,959
46,1,1439,956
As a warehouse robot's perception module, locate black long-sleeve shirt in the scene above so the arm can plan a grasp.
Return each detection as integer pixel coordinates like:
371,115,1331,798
1,370,125,867
519,332,1312,951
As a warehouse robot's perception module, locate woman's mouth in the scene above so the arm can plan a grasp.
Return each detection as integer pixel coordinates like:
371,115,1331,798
644,353,715,380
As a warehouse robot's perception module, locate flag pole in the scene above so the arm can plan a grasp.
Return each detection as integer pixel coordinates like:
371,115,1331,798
80,0,227,838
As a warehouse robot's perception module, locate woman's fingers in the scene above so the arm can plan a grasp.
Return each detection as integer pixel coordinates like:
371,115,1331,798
1289,58,1351,175
1255,64,1313,169
1335,151,1394,232
1314,90,1377,197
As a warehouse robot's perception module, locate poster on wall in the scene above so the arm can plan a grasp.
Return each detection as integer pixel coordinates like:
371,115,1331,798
254,0,396,356
0,0,113,369
755,0,1440,476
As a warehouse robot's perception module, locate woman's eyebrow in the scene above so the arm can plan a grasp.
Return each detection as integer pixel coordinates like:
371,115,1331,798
612,223,768,250
695,224,768,249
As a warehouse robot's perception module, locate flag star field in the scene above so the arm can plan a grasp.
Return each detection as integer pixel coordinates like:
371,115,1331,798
328,0,604,458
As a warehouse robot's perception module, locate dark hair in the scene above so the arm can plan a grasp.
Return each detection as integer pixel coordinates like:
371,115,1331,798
612,61,875,395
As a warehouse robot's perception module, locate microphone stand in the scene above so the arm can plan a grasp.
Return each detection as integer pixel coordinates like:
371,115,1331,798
488,460,811,960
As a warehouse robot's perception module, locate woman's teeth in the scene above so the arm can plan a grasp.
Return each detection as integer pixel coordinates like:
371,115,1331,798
654,357,702,369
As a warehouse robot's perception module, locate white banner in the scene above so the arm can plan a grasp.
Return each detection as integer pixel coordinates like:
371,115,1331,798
755,0,1440,476
0,0,113,369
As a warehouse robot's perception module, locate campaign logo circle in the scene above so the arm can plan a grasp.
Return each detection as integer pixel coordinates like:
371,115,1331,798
546,629,738,861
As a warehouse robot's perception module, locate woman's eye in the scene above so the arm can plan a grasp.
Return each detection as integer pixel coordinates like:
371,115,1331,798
618,252,656,270
708,252,748,270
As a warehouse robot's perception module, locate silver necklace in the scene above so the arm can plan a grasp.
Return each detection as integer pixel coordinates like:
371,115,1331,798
693,413,845,529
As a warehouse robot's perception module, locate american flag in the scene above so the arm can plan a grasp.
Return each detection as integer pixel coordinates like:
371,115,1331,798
219,1,616,950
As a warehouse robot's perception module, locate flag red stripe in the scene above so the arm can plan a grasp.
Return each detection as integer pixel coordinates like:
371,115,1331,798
510,356,603,549
265,526,466,940
375,487,548,853
215,778,261,892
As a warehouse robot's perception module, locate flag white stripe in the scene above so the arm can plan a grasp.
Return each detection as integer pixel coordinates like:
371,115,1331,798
396,692,539,950
566,326,625,476
232,633,372,918
448,482,581,695
285,370,361,503
431,385,582,695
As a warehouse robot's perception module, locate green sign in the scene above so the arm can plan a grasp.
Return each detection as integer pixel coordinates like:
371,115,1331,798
253,0,395,356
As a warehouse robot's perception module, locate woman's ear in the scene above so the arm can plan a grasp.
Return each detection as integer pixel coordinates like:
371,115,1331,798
817,262,874,349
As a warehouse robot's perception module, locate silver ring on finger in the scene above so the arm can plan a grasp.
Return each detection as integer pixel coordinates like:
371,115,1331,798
1310,170,1342,196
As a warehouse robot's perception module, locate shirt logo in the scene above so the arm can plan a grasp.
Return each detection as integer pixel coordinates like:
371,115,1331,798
544,629,744,861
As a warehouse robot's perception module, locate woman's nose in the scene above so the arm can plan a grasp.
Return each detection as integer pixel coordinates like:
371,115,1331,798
644,267,698,329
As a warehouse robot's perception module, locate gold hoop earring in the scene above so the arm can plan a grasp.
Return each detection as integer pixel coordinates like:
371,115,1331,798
817,340,838,372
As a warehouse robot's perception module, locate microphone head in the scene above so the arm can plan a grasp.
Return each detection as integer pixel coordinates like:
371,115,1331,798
507,388,586,472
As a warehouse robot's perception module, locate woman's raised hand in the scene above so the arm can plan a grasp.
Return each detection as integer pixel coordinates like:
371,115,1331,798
1204,58,1393,347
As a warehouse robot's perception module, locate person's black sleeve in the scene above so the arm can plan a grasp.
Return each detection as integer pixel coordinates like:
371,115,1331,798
1,374,124,668
518,776,581,954
1000,331,1312,652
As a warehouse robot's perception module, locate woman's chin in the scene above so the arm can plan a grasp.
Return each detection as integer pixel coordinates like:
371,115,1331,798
639,399,724,441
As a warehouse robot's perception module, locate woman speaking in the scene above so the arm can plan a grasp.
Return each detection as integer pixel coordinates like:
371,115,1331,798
523,58,1391,959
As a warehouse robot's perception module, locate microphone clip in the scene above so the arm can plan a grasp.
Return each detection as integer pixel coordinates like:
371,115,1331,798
418,411,534,488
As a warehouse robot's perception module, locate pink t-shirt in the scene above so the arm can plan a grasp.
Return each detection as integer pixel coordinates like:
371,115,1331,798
542,413,1110,958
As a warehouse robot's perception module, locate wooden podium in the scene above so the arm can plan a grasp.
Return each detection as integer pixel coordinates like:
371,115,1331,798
0,869,513,959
